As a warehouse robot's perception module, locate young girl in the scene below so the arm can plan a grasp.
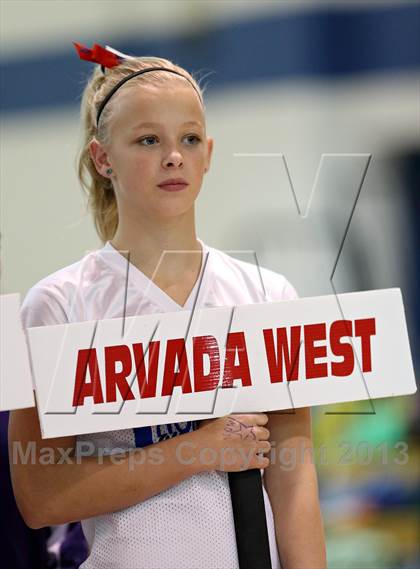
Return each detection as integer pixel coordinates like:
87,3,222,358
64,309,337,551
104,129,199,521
9,46,326,569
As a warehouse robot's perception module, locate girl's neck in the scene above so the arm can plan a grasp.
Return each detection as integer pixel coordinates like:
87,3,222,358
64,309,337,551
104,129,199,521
110,209,202,282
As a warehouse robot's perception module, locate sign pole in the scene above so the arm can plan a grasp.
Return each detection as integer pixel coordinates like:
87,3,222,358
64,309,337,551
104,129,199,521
228,469,272,569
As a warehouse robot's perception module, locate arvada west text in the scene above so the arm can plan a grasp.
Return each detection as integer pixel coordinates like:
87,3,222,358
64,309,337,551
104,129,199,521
72,318,376,406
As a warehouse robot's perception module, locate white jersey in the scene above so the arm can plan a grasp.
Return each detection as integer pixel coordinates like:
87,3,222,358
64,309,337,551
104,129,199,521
21,240,297,569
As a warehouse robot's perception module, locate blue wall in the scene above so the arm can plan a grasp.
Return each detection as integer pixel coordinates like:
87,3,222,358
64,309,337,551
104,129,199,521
1,3,419,115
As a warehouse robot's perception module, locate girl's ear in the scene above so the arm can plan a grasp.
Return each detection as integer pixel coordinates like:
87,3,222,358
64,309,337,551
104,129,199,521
89,139,112,178
204,137,214,173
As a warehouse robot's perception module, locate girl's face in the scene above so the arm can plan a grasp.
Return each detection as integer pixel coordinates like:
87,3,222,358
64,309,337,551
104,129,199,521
90,81,213,222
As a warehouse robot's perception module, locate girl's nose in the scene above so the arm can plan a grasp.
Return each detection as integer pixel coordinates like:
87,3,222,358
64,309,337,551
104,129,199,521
162,149,183,169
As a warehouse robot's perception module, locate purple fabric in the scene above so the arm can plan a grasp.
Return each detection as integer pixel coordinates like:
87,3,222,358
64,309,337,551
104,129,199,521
59,523,88,568
0,411,54,568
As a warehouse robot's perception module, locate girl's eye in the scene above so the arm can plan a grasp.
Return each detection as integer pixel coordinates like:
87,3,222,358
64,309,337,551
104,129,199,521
138,136,158,146
137,134,201,146
184,134,201,145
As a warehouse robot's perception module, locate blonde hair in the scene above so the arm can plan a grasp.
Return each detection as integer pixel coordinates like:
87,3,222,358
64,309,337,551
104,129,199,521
77,56,205,243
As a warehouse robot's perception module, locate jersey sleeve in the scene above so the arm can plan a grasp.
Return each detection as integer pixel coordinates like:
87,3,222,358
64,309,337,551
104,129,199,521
281,278,299,301
261,267,299,303
21,286,68,327
20,286,69,388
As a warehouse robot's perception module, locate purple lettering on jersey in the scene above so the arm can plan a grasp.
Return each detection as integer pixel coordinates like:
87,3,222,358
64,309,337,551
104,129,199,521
134,420,198,448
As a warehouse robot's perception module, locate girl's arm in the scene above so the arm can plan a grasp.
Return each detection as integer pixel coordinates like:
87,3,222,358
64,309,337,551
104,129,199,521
9,404,270,529
263,407,327,569
8,404,204,529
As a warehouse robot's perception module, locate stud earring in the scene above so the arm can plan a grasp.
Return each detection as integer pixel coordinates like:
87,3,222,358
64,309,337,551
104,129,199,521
106,167,113,175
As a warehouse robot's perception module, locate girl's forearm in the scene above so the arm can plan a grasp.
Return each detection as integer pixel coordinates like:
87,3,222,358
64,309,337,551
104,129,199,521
15,430,204,529
266,463,326,569
264,408,326,567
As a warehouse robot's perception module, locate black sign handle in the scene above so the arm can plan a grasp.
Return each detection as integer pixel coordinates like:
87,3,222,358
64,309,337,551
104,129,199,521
228,469,273,569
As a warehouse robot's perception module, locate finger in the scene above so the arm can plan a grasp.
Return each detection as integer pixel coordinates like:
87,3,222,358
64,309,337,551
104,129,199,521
254,413,269,426
230,413,268,427
255,441,271,454
255,426,270,440
254,455,270,469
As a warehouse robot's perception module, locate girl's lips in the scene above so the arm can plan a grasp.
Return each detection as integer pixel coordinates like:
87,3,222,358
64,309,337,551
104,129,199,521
157,183,188,192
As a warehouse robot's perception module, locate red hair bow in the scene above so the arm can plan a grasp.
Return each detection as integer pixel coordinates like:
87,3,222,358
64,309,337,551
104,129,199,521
73,42,122,69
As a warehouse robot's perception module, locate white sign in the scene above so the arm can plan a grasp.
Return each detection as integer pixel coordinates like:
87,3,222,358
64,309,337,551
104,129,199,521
27,288,416,439
0,294,34,411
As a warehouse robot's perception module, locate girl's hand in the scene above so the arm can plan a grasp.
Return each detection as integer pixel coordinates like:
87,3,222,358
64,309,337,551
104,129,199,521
194,414,271,472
